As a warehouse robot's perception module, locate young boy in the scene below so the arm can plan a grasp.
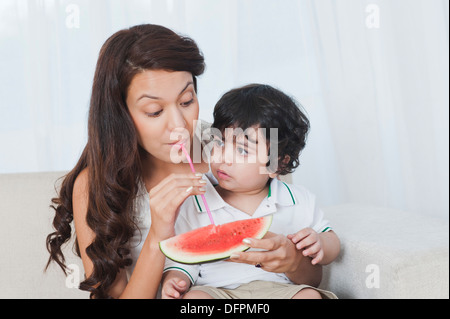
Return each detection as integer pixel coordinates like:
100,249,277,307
161,84,340,299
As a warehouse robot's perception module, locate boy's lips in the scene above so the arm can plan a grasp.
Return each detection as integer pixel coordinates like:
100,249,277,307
217,169,231,180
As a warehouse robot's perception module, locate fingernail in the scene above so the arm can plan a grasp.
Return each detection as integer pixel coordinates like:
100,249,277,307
185,186,193,193
198,180,207,184
230,254,239,259
198,187,206,192
195,173,203,177
242,238,252,245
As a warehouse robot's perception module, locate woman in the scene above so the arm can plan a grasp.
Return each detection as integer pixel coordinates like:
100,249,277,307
46,24,322,299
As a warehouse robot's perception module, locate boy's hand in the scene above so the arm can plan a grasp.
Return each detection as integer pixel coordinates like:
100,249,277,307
161,276,189,299
287,228,323,265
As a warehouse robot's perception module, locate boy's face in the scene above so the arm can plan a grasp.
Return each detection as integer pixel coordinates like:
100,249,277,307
210,126,277,193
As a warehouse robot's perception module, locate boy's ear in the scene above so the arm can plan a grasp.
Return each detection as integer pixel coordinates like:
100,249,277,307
280,155,290,169
268,172,278,179
274,155,290,179
265,155,290,179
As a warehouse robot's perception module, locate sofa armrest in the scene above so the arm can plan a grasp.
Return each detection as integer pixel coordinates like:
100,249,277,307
319,204,449,299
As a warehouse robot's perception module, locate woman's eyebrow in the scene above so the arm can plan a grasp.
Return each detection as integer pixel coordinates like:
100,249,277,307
179,81,194,95
137,81,194,102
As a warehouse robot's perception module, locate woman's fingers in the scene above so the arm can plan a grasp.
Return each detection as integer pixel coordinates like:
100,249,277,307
156,178,205,210
149,173,206,212
230,250,269,265
229,233,296,273
229,235,277,265
157,185,203,220
241,233,281,251
148,173,206,240
149,173,195,193
149,173,205,199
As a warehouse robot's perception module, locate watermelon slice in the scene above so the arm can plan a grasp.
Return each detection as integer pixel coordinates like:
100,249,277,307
159,215,273,264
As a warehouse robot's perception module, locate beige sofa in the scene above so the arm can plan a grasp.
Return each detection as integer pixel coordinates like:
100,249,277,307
0,171,448,299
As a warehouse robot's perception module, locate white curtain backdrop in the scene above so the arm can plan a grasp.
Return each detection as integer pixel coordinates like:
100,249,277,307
0,0,448,219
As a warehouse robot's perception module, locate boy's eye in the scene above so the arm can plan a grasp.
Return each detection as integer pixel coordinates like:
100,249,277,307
213,139,224,147
237,146,248,156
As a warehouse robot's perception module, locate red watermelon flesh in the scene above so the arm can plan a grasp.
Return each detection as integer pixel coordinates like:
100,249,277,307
159,215,273,264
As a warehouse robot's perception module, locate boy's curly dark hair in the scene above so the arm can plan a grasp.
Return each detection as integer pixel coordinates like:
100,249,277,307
211,84,310,175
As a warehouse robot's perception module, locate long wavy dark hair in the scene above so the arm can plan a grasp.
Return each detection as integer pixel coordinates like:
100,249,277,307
45,24,205,298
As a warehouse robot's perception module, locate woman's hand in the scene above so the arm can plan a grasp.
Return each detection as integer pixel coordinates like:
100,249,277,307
147,173,206,242
119,173,205,299
229,231,323,286
229,232,302,273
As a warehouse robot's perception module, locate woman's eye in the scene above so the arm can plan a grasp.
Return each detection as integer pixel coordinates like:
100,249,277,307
145,110,163,117
181,99,194,107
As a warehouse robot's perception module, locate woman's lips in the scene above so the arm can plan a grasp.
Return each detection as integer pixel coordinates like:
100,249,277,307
168,139,187,146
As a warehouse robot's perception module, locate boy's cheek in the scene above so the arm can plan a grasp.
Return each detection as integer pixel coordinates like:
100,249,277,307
209,153,222,164
209,149,220,163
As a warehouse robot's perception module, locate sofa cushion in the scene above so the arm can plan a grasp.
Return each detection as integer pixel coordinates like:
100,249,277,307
0,172,88,298
320,204,449,298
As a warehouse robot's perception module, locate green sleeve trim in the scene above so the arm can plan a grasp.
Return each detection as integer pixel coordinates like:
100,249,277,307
163,266,195,284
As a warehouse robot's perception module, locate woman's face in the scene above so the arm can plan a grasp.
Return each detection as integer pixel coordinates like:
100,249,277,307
126,70,199,164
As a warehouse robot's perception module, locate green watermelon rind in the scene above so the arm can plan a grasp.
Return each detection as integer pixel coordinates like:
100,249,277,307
159,215,273,265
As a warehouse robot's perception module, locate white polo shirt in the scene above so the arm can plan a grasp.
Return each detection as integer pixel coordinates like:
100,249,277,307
163,174,332,289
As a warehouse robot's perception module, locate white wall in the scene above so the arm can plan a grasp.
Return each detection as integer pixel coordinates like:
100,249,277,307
0,0,448,219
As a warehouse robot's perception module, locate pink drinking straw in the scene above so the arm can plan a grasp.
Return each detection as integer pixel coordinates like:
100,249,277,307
180,144,215,225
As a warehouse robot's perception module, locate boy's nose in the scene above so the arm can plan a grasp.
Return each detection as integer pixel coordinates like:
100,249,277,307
223,144,234,165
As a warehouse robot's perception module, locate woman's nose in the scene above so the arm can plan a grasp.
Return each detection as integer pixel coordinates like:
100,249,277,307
167,106,186,130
